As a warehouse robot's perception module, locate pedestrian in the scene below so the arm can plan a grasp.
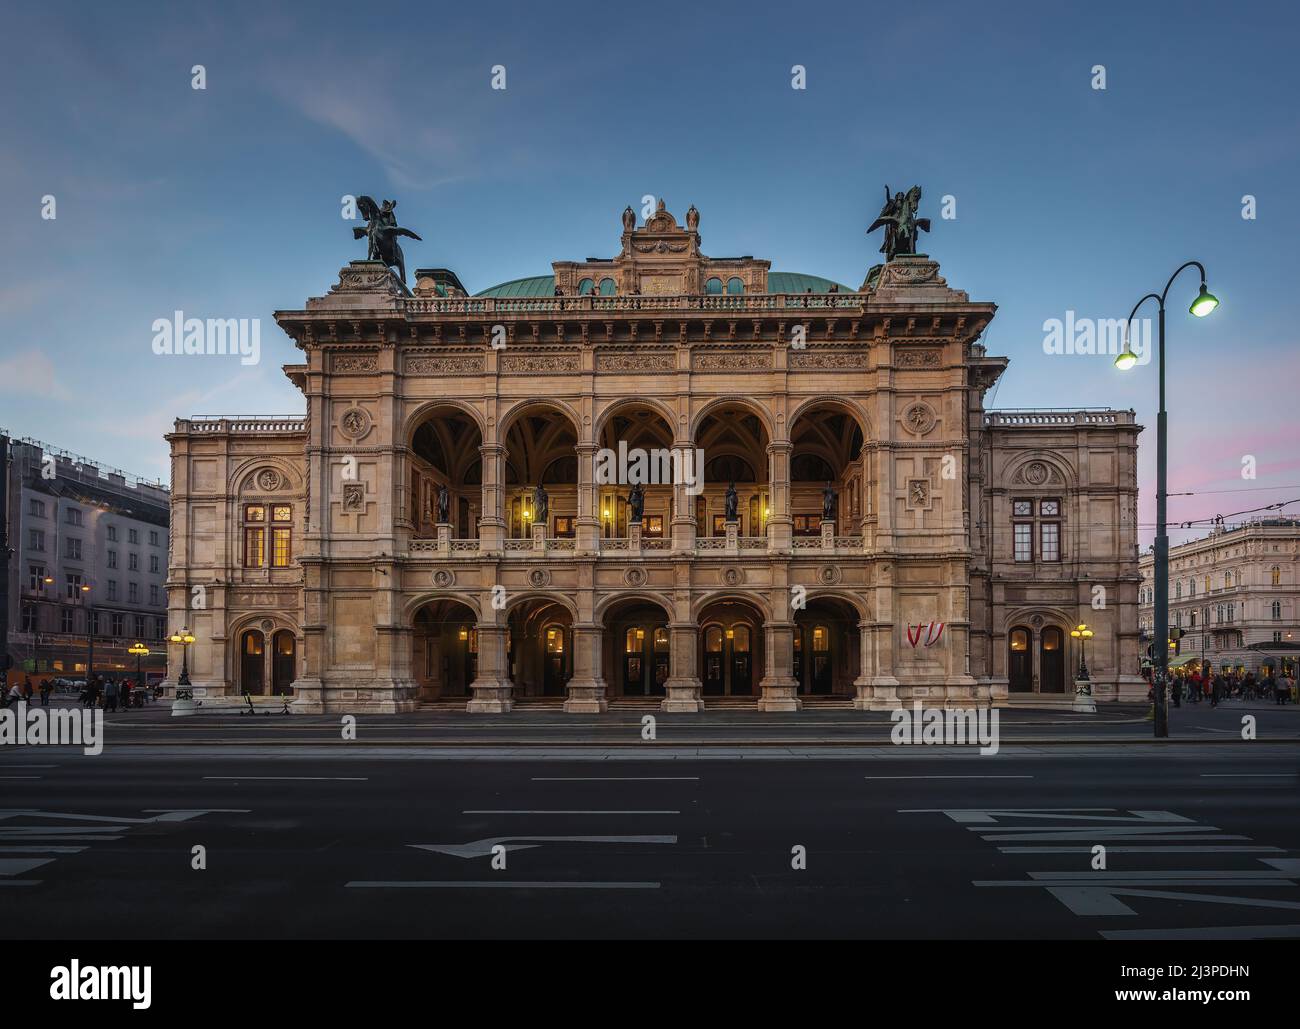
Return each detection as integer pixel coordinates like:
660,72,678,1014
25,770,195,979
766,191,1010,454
1210,674,1221,708
39,678,51,706
121,679,132,712
5,682,22,708
104,678,119,713
1275,673,1287,705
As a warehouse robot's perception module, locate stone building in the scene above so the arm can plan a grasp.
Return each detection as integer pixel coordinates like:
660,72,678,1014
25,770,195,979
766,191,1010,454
3,433,170,686
1139,518,1300,678
163,200,1145,711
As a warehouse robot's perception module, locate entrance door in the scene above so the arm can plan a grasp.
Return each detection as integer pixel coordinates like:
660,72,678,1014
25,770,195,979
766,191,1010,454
1041,627,1064,693
543,626,567,696
703,625,725,696
1009,627,1032,692
651,627,669,696
271,630,295,696
730,625,752,695
240,630,265,696
810,624,832,695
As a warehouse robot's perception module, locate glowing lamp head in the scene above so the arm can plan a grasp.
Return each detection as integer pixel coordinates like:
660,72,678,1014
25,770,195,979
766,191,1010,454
1114,345,1139,371
1189,284,1219,318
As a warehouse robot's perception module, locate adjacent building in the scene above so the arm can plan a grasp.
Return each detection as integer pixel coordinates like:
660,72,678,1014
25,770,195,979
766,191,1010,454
1139,518,1300,678
163,199,1146,711
2,434,170,685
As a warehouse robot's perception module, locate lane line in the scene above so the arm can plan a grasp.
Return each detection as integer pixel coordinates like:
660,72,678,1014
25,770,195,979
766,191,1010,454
346,880,661,889
0,776,41,780
866,775,1032,780
463,809,679,815
530,776,699,782
1200,773,1296,778
202,776,369,781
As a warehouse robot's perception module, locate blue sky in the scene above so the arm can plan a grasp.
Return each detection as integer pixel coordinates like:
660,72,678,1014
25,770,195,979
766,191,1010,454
2,0,1297,545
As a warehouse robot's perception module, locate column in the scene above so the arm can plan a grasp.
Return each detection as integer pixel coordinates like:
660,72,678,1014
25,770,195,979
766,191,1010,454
767,440,793,552
576,441,600,554
758,620,801,712
565,623,608,713
671,440,698,552
478,442,506,553
852,618,875,710
661,622,703,712
468,620,512,713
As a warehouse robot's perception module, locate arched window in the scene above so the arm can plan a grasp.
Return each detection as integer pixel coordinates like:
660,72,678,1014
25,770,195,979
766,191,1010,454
1176,581,1182,599
726,276,744,295
704,277,723,295
730,625,750,652
1273,566,1282,586
599,277,616,296
578,277,595,295
626,626,643,654
1189,580,1196,597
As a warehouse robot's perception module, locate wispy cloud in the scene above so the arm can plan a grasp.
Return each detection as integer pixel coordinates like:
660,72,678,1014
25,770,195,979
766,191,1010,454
0,349,72,400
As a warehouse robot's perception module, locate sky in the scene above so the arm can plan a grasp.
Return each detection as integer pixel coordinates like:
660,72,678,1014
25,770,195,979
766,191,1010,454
2,0,1297,546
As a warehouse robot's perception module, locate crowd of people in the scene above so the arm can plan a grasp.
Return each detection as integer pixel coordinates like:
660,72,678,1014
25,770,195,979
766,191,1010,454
1151,667,1298,707
2,675,157,711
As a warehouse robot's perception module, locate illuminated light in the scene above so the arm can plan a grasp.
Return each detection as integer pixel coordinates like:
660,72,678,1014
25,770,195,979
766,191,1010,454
1189,284,1219,318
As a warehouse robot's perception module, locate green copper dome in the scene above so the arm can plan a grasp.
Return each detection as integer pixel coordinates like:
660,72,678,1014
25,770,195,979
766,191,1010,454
474,271,852,297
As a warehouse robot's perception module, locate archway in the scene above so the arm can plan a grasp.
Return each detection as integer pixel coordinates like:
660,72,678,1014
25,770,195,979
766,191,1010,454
596,403,676,540
412,599,480,700
793,596,860,696
693,403,771,539
507,597,575,697
601,596,672,696
1008,626,1032,692
697,596,765,697
502,403,579,539
788,401,866,534
409,405,484,539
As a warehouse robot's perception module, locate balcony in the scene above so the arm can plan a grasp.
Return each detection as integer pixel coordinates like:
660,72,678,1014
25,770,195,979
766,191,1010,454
404,291,868,317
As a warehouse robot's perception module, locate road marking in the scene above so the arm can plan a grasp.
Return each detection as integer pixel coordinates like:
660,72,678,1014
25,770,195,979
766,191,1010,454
1200,773,1296,778
202,776,369,781
0,856,57,876
866,775,1032,780
998,845,1283,854
0,764,58,768
464,809,678,815
0,777,41,780
1102,924,1300,940
530,777,699,781
346,880,661,889
413,835,677,859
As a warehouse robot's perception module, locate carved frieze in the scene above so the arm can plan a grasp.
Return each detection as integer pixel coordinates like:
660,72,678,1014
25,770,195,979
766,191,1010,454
333,353,379,372
694,351,770,371
500,353,580,373
895,348,942,368
789,351,870,371
406,355,485,375
598,351,675,373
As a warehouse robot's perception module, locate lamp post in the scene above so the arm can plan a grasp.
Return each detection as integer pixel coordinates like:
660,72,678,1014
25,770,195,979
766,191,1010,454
80,582,94,691
128,641,150,688
169,627,196,715
1115,261,1218,738
1070,623,1094,680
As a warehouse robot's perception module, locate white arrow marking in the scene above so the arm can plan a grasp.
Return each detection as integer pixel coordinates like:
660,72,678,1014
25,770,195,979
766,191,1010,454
412,835,677,859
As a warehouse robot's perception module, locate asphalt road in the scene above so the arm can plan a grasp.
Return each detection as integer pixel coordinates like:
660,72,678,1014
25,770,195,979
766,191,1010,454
3,735,1298,939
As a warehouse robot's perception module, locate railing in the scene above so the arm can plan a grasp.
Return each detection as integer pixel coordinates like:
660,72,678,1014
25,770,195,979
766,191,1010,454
183,416,307,434
406,292,867,316
835,536,863,548
695,538,726,551
642,538,671,550
984,409,1135,427
601,539,631,552
503,539,533,552
450,539,479,552
792,537,823,549
738,537,767,549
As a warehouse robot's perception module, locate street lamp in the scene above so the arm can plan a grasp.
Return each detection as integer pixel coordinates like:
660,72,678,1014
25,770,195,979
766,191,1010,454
128,641,150,689
169,627,196,689
1115,260,1218,738
1070,623,1094,680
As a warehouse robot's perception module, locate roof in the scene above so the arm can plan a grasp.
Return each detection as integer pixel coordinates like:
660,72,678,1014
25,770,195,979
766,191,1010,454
474,271,853,298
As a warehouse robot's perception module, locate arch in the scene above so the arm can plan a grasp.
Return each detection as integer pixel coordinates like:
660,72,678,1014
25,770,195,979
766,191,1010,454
402,591,481,624
1002,451,1077,490
503,589,580,621
404,398,488,446
689,394,775,442
594,589,675,622
592,395,679,442
802,588,869,620
691,589,772,622
230,454,307,495
787,394,872,443
496,397,583,442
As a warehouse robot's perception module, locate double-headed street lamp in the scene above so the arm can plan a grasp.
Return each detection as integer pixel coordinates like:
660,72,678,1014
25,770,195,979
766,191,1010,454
169,627,196,691
1115,261,1219,738
128,641,150,688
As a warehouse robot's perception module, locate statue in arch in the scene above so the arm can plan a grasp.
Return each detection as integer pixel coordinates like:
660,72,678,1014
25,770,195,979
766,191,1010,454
822,481,837,521
724,481,739,522
533,484,549,524
436,483,450,524
628,482,644,524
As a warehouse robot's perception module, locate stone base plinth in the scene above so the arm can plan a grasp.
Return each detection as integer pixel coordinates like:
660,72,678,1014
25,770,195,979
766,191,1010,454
661,678,703,712
854,676,900,710
564,678,609,713
757,679,802,712
468,679,514,713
